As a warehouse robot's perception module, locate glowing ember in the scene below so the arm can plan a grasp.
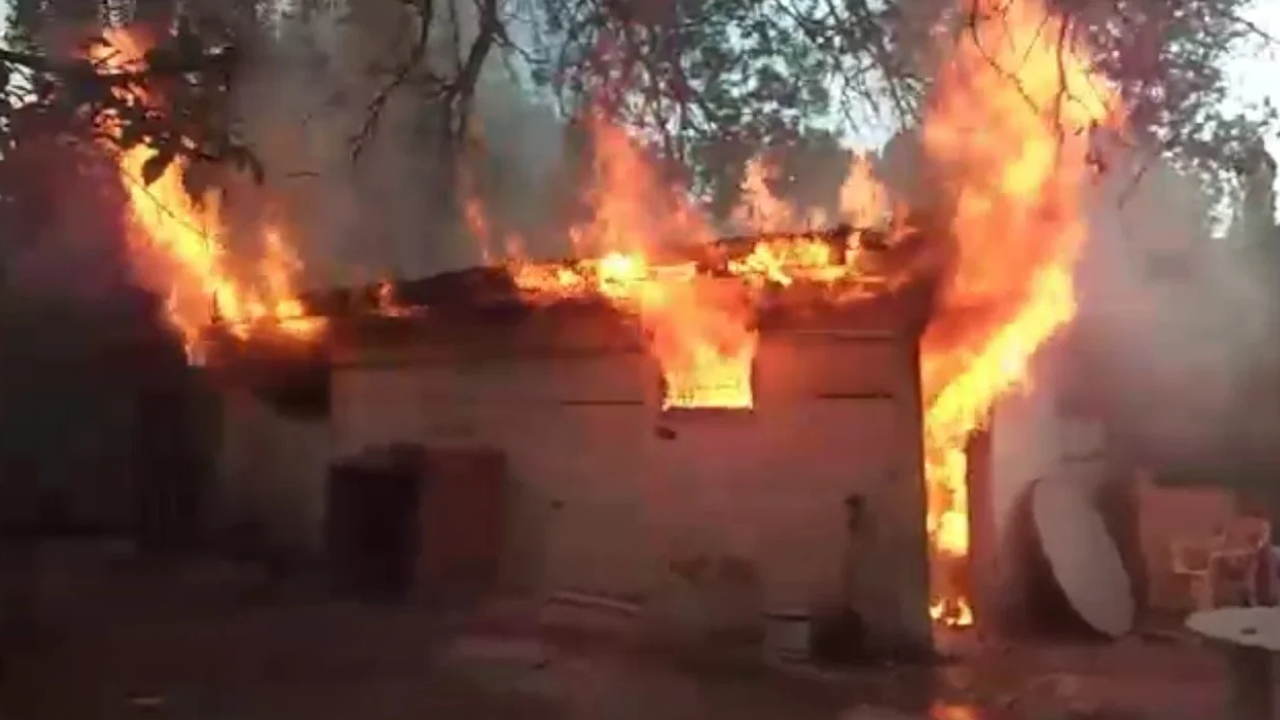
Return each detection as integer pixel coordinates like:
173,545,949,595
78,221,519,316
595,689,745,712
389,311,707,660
374,278,413,317
918,0,1116,626
726,236,849,289
90,28,322,362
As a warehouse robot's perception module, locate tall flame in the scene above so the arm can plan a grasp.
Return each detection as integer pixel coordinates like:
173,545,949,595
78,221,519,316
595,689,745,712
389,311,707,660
918,0,1115,625
501,120,759,410
91,28,321,361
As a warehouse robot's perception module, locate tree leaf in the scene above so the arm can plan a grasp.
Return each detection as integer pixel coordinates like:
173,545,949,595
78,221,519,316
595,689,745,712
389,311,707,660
140,150,175,186
232,148,265,185
118,122,145,150
181,159,215,201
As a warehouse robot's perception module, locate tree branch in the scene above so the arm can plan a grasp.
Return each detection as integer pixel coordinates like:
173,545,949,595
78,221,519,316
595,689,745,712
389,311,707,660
350,0,439,160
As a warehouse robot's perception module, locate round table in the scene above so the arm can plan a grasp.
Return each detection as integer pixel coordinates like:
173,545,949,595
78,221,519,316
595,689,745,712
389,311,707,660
1187,607,1280,720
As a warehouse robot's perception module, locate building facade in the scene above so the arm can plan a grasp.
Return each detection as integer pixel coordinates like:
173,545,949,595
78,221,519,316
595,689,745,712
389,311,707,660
214,284,936,652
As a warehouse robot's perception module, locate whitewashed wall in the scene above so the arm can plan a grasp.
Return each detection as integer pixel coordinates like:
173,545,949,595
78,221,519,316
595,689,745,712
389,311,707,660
327,331,932,649
216,388,332,551
986,349,1110,621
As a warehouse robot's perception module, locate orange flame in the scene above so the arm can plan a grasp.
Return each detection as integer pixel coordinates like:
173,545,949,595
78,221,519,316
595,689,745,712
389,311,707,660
91,28,322,362
726,236,850,289
839,153,893,229
501,121,757,409
374,278,414,317
919,0,1115,626
475,0,1115,629
492,118,907,410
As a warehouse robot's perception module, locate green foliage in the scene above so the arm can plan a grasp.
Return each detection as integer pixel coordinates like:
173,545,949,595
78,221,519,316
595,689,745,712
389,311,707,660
1066,0,1278,209
532,0,1275,216
536,0,914,210
0,11,257,189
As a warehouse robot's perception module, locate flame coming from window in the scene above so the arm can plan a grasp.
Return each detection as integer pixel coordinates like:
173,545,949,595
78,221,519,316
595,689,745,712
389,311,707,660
499,121,894,410
90,29,321,362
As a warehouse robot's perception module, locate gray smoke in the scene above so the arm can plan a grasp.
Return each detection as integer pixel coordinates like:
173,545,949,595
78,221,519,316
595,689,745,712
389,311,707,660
870,120,1280,477
218,0,572,288
1076,139,1280,473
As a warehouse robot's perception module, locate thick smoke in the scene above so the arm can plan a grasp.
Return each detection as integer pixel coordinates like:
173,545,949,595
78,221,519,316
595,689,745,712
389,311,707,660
220,0,572,288
872,119,1280,479
1075,139,1280,474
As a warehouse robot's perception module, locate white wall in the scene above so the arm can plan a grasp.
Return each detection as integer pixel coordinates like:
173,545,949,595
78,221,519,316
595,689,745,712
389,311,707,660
332,351,655,596
987,348,1110,610
217,388,332,551
328,330,932,649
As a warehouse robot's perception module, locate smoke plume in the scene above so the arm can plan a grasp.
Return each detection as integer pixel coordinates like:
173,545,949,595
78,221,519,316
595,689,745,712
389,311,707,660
1075,138,1280,475
221,0,572,288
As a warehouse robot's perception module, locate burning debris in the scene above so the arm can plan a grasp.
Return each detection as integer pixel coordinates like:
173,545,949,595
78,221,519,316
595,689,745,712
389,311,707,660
90,0,1119,633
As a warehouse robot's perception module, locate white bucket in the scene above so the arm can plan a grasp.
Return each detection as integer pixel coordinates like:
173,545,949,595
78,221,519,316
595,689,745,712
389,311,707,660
762,609,811,662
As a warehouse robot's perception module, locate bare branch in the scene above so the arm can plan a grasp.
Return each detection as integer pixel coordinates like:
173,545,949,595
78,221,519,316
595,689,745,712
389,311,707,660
350,0,439,160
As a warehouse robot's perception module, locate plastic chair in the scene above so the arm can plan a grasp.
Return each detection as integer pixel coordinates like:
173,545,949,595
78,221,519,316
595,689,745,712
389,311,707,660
1171,537,1217,610
1217,516,1271,606
1173,517,1273,610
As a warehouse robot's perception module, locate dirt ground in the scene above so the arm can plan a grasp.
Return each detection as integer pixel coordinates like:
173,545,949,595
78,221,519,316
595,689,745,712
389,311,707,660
0,540,1256,720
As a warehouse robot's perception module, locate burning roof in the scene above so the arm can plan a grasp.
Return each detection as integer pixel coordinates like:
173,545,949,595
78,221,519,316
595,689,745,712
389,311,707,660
202,223,940,414
283,224,934,331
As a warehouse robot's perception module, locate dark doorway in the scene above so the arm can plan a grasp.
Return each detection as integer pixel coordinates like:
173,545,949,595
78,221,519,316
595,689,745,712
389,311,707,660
325,445,508,602
326,450,422,599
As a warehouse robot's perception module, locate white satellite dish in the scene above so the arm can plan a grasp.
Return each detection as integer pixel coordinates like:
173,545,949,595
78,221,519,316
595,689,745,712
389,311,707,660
1031,476,1135,638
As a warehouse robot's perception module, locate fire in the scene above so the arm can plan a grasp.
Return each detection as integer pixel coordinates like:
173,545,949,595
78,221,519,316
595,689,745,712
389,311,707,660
90,28,321,361
497,120,756,409
374,278,413,317
89,5,1113,631
838,153,893,229
734,158,798,232
472,0,1114,631
918,0,1115,625
487,120,905,410
726,235,848,288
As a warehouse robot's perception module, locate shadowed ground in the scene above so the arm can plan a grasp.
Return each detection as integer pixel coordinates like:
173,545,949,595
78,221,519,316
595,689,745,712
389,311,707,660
0,540,1255,720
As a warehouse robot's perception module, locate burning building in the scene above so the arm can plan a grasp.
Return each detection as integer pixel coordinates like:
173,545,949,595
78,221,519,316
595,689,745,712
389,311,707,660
88,0,1123,656
211,228,940,653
